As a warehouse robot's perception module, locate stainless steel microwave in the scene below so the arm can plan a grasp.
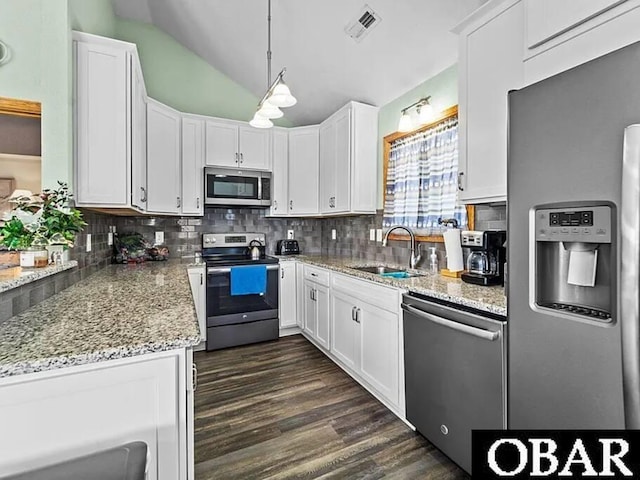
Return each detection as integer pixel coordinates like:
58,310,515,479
204,167,271,207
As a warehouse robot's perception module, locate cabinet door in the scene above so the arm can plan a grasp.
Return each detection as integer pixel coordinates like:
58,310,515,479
319,120,336,214
288,126,319,215
296,263,305,328
315,284,330,350
279,262,297,328
131,56,147,211
333,107,351,213
458,1,523,203
146,100,182,214
238,126,270,170
75,41,129,206
187,267,206,344
181,117,205,215
330,290,359,370
359,303,399,406
303,281,316,337
205,120,239,167
270,129,288,216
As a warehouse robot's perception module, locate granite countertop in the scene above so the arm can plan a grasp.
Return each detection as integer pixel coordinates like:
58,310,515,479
0,261,78,294
0,260,201,378
278,255,507,316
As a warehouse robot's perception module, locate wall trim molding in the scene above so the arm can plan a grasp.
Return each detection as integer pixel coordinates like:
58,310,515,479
0,97,41,118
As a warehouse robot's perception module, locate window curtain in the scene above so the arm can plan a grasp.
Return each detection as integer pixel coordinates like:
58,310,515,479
383,116,467,235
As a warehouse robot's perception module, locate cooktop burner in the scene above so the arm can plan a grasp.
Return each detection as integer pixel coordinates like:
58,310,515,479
201,232,278,266
205,256,279,267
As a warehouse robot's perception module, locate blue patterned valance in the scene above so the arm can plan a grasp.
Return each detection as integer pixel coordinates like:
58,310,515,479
383,116,467,235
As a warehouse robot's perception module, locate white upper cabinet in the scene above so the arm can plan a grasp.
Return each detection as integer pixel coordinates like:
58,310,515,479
131,53,147,211
270,128,289,216
74,33,132,206
205,119,270,170
181,116,205,215
454,0,524,204
288,126,320,215
146,99,182,214
319,102,378,215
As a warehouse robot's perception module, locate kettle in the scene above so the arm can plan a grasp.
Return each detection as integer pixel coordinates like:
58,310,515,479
248,240,263,260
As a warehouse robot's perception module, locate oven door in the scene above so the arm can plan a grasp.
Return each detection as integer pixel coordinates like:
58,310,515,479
206,264,279,326
205,168,271,206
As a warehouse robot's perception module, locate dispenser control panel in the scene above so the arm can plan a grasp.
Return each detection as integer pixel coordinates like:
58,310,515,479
535,205,612,243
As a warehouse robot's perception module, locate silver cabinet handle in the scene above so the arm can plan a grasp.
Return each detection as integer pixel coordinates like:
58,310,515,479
351,306,357,321
140,187,147,203
458,172,464,191
200,273,203,285
311,273,318,277
281,268,284,279
177,197,181,208
196,197,200,209
355,307,361,323
289,200,293,210
401,304,499,341
235,152,239,164
192,363,198,392
309,289,314,301
240,153,244,164
273,200,278,211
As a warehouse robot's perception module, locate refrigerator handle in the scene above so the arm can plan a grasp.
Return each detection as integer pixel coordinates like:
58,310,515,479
621,124,640,428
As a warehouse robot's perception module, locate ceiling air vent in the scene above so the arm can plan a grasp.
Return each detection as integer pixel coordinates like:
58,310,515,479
344,4,382,43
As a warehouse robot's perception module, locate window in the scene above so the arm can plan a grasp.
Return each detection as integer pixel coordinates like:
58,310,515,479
382,105,473,241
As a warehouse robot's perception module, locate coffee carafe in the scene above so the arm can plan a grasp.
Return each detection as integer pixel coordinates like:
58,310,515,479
461,230,507,286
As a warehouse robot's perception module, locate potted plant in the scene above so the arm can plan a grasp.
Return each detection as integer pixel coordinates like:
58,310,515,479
0,182,86,266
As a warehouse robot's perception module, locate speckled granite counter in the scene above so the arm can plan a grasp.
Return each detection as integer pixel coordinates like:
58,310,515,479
0,261,200,378
278,255,507,316
0,261,78,293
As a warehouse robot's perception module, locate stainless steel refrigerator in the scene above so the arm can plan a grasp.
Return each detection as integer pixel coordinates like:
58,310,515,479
508,40,640,428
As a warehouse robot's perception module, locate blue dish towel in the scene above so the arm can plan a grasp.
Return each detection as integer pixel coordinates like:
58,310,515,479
230,265,267,296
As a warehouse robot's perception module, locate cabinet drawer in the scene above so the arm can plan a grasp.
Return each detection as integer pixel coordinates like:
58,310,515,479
303,265,330,286
331,273,400,313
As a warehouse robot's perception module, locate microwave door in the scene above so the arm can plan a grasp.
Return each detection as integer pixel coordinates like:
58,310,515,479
206,174,261,206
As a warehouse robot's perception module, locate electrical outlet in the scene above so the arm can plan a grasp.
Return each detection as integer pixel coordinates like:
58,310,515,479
108,232,113,246
331,229,337,240
369,229,376,241
155,231,164,245
376,229,383,242
287,230,294,240
86,234,92,252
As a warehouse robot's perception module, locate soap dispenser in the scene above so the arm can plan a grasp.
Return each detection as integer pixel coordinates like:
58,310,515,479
429,247,439,274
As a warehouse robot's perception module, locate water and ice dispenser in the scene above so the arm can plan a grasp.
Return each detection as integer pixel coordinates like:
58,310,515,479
534,205,613,322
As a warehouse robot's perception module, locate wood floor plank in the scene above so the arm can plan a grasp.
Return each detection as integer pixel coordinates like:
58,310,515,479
194,335,470,479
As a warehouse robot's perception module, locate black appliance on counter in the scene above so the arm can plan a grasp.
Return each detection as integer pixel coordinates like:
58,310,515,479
460,230,507,286
202,233,279,351
276,239,300,255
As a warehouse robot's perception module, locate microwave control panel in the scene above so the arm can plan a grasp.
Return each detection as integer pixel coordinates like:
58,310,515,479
535,205,611,243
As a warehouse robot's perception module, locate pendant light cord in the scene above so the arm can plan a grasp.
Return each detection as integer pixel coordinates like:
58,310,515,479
267,0,272,88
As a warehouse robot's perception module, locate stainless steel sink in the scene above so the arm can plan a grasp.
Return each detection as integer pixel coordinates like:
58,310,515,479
351,266,406,275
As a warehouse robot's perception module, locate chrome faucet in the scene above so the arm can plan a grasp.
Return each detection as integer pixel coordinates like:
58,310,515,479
382,225,422,269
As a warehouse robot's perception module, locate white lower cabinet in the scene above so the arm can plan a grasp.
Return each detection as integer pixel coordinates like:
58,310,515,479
279,262,298,330
302,265,330,350
0,349,194,480
187,266,206,350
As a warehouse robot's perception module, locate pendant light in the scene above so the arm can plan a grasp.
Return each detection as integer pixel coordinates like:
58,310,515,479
250,0,296,128
398,110,413,132
397,96,434,132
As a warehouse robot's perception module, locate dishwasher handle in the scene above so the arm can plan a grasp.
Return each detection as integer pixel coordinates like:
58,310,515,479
401,303,500,341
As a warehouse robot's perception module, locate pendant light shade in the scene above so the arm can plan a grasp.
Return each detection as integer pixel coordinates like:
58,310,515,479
257,100,283,119
418,102,435,124
249,113,274,129
398,111,413,132
268,81,297,107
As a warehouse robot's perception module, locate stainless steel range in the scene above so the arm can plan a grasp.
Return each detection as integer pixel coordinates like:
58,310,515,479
202,233,279,351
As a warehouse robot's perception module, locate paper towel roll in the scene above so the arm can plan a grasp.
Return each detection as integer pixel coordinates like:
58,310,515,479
567,249,598,287
443,229,464,272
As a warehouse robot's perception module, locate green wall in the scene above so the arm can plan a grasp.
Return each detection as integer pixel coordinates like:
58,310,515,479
68,0,116,37
0,0,71,191
376,64,459,208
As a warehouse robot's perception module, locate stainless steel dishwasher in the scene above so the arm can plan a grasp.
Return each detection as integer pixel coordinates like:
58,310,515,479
402,292,507,475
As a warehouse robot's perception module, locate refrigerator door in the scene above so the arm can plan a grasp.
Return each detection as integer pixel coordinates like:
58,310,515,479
621,125,640,428
508,41,640,429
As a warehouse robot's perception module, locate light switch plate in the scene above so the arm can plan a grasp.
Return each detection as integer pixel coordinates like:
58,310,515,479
331,229,337,240
86,234,92,252
108,232,113,246
369,229,376,241
287,229,294,239
376,229,383,242
155,231,164,245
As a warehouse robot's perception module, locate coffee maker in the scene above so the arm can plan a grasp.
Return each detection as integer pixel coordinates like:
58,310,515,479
461,230,507,286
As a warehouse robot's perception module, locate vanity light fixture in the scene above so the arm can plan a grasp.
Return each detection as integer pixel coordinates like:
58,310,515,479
397,96,434,132
250,0,297,129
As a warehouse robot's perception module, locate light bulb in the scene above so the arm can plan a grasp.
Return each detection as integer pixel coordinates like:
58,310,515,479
269,81,297,107
257,100,283,119
398,111,413,132
249,113,273,129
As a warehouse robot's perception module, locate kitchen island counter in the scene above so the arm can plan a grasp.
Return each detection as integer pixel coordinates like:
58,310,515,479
277,255,507,316
0,260,200,378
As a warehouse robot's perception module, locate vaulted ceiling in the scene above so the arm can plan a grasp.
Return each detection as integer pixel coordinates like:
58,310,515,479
112,0,486,125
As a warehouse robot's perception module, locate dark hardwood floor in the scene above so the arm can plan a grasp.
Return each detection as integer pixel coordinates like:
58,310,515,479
194,335,469,480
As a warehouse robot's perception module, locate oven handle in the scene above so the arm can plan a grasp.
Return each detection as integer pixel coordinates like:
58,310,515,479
207,265,280,274
401,303,500,341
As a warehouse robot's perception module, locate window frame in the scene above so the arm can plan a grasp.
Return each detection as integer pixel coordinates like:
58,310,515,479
382,105,474,243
